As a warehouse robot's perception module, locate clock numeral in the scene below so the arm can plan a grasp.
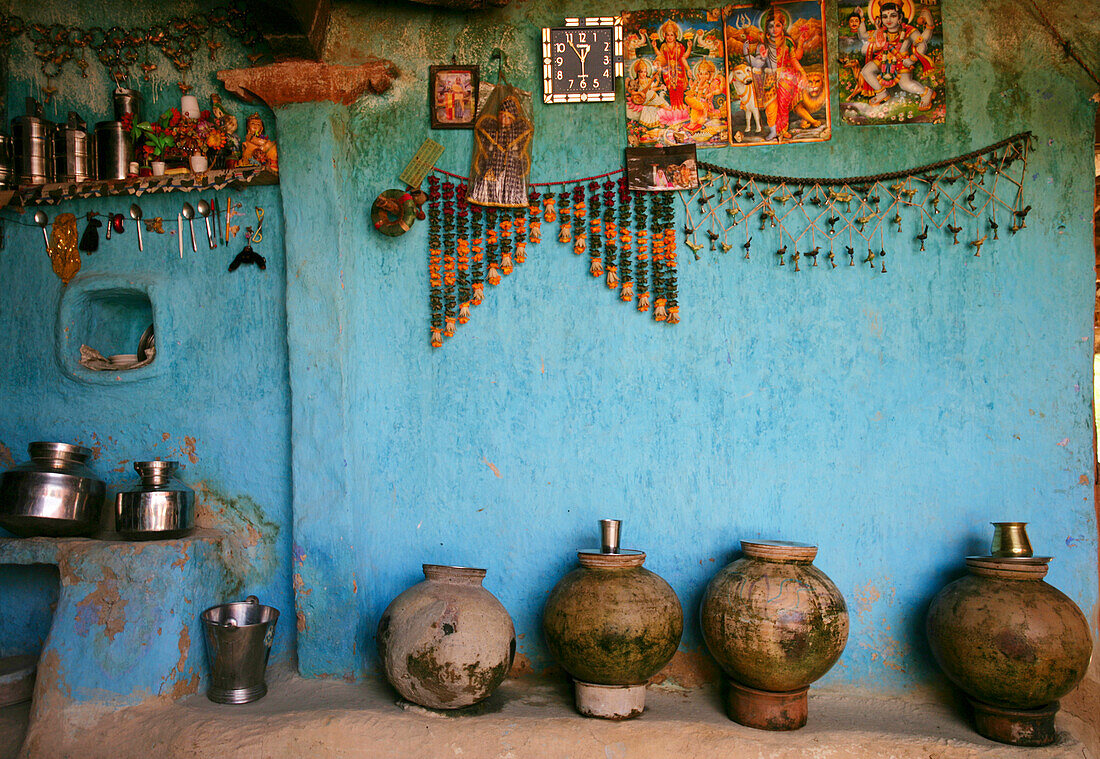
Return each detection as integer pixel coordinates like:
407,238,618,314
555,57,563,65
591,79,599,89
603,56,610,65
603,69,610,78
604,41,611,51
556,71,563,80
555,42,565,53
580,79,587,89
578,32,587,42
568,78,574,88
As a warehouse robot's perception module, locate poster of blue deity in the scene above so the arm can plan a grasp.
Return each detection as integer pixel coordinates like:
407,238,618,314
622,9,730,149
721,1,831,145
837,0,946,125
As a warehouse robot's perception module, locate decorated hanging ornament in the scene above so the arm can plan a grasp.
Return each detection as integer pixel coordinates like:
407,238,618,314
373,189,418,237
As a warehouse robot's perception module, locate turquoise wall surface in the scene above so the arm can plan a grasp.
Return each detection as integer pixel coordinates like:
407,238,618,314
0,0,1095,705
0,0,295,673
288,0,1099,693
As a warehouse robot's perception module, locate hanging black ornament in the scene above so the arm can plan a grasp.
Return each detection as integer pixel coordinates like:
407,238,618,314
79,213,102,253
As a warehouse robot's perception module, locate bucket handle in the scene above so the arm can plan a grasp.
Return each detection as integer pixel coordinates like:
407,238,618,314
218,596,260,627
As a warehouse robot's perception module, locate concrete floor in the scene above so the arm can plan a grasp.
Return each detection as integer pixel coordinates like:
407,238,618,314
8,670,1095,758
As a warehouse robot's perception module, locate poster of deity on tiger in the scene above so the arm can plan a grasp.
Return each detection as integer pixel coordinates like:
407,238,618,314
837,0,946,125
721,1,831,145
622,9,730,149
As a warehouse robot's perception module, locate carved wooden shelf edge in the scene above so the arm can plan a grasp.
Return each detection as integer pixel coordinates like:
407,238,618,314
217,58,399,108
0,167,279,211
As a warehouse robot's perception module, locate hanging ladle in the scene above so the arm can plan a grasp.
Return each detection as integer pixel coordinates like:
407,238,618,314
181,202,197,253
33,210,50,255
196,199,216,249
129,203,144,252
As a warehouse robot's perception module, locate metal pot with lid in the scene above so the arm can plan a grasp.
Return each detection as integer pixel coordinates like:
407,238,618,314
115,460,195,540
12,98,52,185
0,442,105,537
53,112,93,183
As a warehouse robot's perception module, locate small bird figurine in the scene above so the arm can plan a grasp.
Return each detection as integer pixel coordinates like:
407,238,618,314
685,238,704,257
856,214,873,232
864,248,876,266
792,249,801,272
806,246,820,266
827,215,840,230
1013,205,1032,228
793,188,804,199
946,224,962,244
762,186,778,198
774,192,792,204
697,193,713,206
916,225,928,251
867,194,880,206
720,242,732,254
930,192,940,213
969,234,987,257
893,213,902,232
682,224,694,236
743,237,753,259
706,230,719,251
890,181,905,193
988,217,999,239
965,191,977,211
776,245,787,266
827,249,837,268
726,206,742,219
846,245,855,266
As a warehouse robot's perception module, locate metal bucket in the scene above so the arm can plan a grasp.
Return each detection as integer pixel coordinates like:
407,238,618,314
201,596,279,704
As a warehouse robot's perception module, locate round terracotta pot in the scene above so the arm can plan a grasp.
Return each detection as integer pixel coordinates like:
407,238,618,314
543,521,682,719
700,540,849,729
377,564,515,710
926,557,1091,713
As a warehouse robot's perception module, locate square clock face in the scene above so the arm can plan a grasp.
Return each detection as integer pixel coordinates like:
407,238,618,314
543,26,616,103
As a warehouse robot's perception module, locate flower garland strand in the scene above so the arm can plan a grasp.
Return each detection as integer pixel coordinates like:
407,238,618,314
427,175,443,348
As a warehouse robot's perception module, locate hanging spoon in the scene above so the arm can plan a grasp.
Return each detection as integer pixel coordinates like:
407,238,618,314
129,203,144,252
33,210,50,255
196,199,216,249
181,202,197,252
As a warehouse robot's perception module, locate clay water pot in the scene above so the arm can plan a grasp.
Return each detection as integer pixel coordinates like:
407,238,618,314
700,540,848,730
543,519,683,719
926,555,1092,746
377,564,515,710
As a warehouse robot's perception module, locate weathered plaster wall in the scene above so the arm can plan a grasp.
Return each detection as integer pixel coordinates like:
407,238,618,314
0,0,295,681
285,0,1100,703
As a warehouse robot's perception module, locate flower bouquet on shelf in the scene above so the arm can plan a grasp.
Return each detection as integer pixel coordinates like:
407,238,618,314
124,112,175,176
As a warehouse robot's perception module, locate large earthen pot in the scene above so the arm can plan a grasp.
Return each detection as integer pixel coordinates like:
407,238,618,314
543,519,683,719
377,564,515,710
926,555,1092,746
700,540,848,730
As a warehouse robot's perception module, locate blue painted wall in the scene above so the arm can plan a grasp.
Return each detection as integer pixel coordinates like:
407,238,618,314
0,0,295,667
288,0,1099,695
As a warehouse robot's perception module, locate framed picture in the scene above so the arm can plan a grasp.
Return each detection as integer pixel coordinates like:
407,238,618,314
626,145,699,191
429,65,479,129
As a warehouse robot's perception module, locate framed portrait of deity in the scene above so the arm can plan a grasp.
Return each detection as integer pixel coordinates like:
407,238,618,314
429,65,479,129
836,0,946,125
622,8,730,149
721,1,831,145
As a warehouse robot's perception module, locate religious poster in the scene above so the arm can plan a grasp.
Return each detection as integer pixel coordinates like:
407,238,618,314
622,9,730,149
721,1,830,145
626,145,700,191
836,0,946,125
429,65,478,129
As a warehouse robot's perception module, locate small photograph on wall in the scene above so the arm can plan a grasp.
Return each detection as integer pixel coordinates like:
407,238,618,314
721,1,830,145
836,0,946,125
429,65,479,129
623,8,730,149
626,145,700,191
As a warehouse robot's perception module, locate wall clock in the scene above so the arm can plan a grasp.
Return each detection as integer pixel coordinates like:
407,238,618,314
542,18,621,103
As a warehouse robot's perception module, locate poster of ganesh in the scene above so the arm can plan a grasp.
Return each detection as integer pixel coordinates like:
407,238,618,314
721,1,831,145
836,0,946,125
622,9,730,149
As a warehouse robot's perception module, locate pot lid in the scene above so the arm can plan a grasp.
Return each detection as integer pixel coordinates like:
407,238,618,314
965,555,1051,579
577,519,646,567
740,540,818,562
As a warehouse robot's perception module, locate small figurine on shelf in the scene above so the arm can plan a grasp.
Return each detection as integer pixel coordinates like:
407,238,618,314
209,93,240,169
241,113,277,173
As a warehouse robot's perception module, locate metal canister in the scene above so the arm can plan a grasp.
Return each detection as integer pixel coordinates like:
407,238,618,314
0,133,12,189
53,112,92,183
114,461,194,540
95,121,131,181
12,98,51,185
113,88,143,122
0,442,105,537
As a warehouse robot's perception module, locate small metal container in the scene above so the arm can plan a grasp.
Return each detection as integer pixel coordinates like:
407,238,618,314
113,88,143,122
115,460,194,540
53,112,92,183
990,522,1033,558
95,121,131,181
0,442,105,537
0,133,12,188
12,98,52,185
201,596,279,704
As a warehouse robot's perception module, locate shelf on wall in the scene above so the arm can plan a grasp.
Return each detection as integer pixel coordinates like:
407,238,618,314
0,166,279,211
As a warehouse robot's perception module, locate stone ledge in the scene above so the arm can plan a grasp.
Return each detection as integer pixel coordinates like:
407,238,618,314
217,59,399,107
18,670,1093,758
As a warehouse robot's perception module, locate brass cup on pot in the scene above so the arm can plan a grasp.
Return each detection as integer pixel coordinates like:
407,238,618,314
990,522,1032,558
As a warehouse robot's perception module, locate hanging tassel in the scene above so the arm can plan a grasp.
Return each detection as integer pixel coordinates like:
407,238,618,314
543,196,557,223
487,263,501,286
637,290,650,312
515,241,527,264
667,305,680,325
472,281,484,305
654,297,667,322
444,315,456,337
500,250,513,276
431,328,443,348
606,266,619,289
589,256,603,277
458,301,471,325
620,279,635,302
573,234,586,256
559,222,572,244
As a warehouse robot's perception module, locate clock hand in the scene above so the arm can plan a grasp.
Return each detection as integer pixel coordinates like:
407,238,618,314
576,43,590,77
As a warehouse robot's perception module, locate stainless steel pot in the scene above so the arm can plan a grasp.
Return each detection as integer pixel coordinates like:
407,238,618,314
95,121,131,181
0,133,13,189
0,442,105,537
53,112,92,183
113,88,143,122
12,98,52,185
115,460,194,540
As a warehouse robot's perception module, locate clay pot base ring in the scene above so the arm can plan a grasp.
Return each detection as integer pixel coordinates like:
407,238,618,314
725,678,809,731
574,681,646,720
969,698,1059,747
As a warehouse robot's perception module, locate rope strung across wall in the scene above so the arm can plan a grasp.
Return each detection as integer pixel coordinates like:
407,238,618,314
426,132,1032,348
